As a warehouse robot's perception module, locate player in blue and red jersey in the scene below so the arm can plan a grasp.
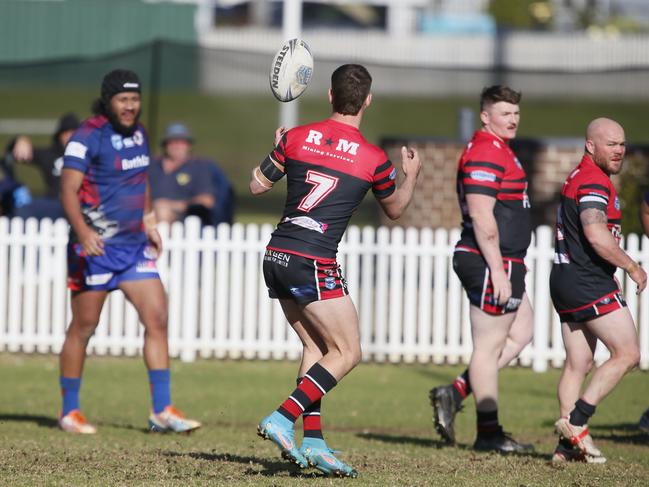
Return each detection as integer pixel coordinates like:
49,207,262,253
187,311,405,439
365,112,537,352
429,86,534,453
250,64,421,477
550,118,645,463
57,69,200,434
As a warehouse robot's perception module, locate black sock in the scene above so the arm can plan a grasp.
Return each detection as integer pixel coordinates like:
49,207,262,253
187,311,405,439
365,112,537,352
476,409,500,438
569,399,596,427
559,436,574,449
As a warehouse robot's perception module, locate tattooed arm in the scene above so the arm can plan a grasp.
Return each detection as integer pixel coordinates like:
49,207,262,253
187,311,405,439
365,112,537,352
581,208,647,293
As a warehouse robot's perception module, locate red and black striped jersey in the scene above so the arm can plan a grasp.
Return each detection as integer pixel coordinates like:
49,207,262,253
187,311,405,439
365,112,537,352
455,130,531,259
552,154,621,279
265,118,396,259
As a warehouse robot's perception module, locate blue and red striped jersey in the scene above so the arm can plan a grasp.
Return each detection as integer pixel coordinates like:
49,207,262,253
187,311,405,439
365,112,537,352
63,115,149,245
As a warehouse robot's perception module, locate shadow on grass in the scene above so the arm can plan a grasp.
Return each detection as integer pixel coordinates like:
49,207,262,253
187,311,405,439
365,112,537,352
454,442,553,461
414,367,463,383
358,431,552,460
163,450,321,478
0,413,58,428
96,421,151,434
356,431,447,449
0,414,155,434
595,431,648,445
593,422,638,432
591,424,648,445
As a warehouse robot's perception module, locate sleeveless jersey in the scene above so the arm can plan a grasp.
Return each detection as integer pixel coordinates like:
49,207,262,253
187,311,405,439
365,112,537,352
266,118,396,259
455,130,531,259
63,115,149,245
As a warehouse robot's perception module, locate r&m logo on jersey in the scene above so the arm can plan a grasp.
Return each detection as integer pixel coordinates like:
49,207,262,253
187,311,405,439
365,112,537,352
614,196,620,210
176,173,191,186
302,129,359,163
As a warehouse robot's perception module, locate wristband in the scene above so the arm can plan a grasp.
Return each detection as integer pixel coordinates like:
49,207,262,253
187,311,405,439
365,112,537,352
625,261,640,274
253,167,273,189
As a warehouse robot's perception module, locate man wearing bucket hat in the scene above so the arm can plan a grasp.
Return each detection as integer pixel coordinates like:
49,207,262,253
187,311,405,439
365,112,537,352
149,122,233,226
57,69,200,435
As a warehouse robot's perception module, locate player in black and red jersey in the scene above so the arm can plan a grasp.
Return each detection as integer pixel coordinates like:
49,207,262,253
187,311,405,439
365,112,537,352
550,118,645,463
249,64,421,477
429,86,534,453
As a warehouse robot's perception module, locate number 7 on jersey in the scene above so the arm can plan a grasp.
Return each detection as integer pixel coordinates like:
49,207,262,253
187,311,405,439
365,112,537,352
298,170,339,212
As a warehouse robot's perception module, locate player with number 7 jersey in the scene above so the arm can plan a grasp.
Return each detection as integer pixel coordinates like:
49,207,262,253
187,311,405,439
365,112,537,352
249,64,421,477
264,118,396,260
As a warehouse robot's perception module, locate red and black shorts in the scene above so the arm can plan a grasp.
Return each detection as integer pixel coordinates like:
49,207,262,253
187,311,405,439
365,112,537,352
550,273,626,323
262,247,348,305
453,249,526,315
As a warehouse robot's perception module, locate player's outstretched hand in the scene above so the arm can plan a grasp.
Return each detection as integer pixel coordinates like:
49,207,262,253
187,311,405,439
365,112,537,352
274,126,287,146
491,269,512,306
629,263,647,294
401,146,421,179
79,229,104,256
147,228,163,258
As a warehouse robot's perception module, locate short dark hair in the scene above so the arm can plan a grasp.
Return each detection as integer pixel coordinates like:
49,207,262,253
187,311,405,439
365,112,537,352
330,64,372,116
480,85,521,111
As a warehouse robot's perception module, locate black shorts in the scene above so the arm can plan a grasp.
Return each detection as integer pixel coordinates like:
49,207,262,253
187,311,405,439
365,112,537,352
453,250,526,315
263,247,348,305
550,268,626,322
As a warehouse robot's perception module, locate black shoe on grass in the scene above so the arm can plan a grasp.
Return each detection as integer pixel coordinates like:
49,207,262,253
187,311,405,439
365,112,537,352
473,429,534,454
429,386,461,444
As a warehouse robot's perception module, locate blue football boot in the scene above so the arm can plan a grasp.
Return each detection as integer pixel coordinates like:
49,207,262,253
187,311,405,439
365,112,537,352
257,411,308,468
299,438,358,478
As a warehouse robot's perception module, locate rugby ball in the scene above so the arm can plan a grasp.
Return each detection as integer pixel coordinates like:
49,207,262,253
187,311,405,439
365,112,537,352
269,38,313,102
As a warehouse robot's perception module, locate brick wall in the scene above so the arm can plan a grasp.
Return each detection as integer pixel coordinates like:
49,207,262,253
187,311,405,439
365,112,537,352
380,137,649,230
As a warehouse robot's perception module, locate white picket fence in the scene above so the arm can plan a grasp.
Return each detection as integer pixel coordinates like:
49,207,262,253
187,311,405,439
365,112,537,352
0,216,647,372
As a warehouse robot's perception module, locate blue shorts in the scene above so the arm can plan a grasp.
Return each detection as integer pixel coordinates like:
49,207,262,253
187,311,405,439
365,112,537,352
67,242,160,292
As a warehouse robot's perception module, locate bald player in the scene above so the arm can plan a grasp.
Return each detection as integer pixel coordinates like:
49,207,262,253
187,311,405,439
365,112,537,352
549,118,646,463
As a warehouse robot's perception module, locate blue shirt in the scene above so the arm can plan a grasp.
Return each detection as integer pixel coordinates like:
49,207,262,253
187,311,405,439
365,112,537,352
63,115,149,245
148,158,215,202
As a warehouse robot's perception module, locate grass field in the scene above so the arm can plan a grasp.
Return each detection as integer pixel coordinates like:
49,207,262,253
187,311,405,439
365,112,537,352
1,354,647,486
3,90,649,224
